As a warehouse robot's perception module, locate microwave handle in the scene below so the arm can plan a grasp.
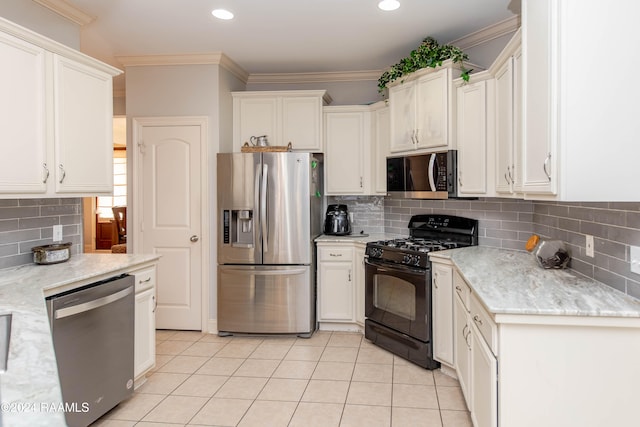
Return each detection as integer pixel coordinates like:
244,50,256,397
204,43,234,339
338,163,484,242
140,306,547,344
428,154,436,191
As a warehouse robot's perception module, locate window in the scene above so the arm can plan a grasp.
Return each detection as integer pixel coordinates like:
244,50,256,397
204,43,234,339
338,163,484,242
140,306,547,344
96,148,126,220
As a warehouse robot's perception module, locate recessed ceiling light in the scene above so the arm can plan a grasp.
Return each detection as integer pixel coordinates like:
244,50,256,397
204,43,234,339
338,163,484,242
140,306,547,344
212,9,234,20
378,0,400,11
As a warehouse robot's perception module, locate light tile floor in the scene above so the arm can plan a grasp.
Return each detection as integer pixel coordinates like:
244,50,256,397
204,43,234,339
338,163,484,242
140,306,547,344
95,330,472,427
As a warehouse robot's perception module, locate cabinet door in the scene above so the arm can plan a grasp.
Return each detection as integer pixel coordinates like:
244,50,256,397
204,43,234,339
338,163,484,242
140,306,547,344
432,262,454,366
456,81,488,195
354,245,366,326
282,96,322,151
373,105,390,194
494,57,514,194
53,55,113,194
324,111,365,195
521,0,556,195
234,96,278,150
389,81,416,153
471,326,498,427
454,294,472,408
0,32,49,194
135,287,156,380
415,69,448,150
318,260,354,322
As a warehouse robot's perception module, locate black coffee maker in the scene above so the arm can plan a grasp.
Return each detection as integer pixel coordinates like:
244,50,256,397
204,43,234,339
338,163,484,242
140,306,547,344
324,204,351,235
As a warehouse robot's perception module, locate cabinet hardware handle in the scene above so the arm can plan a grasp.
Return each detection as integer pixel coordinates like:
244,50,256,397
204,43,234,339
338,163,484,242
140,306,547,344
462,324,468,336
190,235,199,242
473,314,483,325
360,177,363,188
58,164,66,183
415,128,420,144
508,165,514,184
455,285,462,292
139,277,152,284
348,270,352,281
42,163,50,183
329,253,342,257
152,295,157,313
458,174,462,187
410,129,416,144
543,153,552,181
504,168,510,185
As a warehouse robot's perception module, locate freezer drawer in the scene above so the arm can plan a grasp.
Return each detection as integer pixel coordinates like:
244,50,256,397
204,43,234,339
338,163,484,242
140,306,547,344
218,265,314,335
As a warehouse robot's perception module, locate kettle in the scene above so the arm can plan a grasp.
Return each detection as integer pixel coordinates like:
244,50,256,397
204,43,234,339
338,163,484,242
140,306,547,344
324,204,351,236
250,135,269,147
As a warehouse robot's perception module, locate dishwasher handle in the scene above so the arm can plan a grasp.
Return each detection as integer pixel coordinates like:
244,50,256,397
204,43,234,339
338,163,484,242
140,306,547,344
54,286,133,320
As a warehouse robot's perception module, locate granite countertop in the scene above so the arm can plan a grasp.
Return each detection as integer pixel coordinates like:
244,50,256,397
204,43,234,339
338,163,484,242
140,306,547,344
432,247,640,318
315,233,400,244
0,253,160,427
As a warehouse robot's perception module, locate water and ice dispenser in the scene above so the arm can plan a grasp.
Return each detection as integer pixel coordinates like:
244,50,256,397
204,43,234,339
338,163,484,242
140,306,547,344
222,209,254,247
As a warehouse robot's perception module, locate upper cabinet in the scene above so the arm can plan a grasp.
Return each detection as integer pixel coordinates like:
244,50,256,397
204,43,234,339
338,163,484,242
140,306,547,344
490,31,523,198
522,0,640,201
389,61,461,154
455,71,494,197
232,90,331,152
324,102,388,196
0,18,121,198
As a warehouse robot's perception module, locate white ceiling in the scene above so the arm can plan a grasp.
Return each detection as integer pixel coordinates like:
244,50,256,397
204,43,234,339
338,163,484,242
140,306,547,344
67,0,518,78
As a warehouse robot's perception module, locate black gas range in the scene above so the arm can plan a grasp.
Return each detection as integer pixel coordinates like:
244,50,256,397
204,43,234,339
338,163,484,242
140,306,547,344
366,214,478,268
364,214,478,369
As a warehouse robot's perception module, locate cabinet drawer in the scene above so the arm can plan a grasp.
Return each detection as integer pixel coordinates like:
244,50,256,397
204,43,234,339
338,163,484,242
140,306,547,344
453,270,471,310
132,266,156,293
318,246,353,262
470,295,498,355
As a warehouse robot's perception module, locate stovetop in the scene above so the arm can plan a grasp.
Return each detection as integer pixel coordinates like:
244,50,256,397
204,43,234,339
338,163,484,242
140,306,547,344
365,214,478,269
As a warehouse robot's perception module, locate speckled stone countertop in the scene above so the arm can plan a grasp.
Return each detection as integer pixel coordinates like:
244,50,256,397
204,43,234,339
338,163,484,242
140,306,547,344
315,233,400,244
0,253,159,427
431,247,640,318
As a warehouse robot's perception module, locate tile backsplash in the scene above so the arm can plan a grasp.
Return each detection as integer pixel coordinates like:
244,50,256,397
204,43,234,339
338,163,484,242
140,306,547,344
0,198,82,269
333,196,640,299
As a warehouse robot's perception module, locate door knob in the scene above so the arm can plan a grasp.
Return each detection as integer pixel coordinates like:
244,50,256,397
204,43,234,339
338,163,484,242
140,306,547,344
190,235,199,242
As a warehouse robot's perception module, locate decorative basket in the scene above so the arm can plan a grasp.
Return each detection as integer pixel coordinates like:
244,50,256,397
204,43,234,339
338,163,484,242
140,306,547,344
240,142,293,153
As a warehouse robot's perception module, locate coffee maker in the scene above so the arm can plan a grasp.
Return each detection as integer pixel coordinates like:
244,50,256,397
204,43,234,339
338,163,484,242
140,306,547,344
324,204,351,235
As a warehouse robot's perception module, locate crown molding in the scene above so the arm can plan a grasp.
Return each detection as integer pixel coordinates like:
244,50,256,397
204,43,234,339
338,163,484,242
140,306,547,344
247,69,382,85
115,52,249,83
448,15,521,50
32,0,95,26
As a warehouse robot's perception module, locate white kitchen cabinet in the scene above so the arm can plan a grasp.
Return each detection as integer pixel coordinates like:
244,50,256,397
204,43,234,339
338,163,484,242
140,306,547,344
372,102,390,194
132,265,157,385
354,244,366,326
490,30,522,197
0,18,121,198
317,244,355,324
389,61,460,154
521,0,640,201
232,90,330,152
324,103,388,196
455,73,494,196
324,106,369,195
431,258,455,367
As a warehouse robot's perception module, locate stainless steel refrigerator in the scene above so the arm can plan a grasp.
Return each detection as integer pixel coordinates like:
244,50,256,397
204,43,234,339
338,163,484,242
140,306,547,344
217,152,323,337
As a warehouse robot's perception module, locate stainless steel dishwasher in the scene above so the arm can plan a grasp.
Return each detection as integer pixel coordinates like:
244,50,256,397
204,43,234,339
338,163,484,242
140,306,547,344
46,274,135,427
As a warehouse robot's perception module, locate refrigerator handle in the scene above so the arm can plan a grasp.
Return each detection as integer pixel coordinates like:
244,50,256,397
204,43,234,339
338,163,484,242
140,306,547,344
261,163,268,253
254,163,261,246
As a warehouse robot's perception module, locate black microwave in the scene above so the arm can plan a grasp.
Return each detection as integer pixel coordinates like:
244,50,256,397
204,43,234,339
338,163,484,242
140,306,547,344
386,150,457,199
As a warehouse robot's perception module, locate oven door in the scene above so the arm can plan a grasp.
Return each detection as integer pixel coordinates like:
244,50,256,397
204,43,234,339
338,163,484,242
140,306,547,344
365,257,430,341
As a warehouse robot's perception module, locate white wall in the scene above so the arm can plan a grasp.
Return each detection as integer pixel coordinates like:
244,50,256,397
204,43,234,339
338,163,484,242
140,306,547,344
0,0,80,49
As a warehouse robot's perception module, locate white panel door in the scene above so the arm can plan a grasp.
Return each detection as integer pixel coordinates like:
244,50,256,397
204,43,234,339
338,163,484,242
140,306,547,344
137,120,204,330
415,68,448,150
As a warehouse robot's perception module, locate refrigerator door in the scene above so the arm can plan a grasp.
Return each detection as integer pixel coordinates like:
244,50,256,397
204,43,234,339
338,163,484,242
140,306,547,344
262,152,312,264
217,265,314,335
217,153,262,264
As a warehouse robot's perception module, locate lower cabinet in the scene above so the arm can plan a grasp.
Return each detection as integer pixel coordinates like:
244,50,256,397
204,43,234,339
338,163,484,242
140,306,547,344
453,270,497,427
131,265,157,385
316,241,366,331
431,257,455,367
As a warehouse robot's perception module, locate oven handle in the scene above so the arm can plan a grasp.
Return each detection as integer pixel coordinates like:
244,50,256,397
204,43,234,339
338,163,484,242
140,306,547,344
365,258,427,276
